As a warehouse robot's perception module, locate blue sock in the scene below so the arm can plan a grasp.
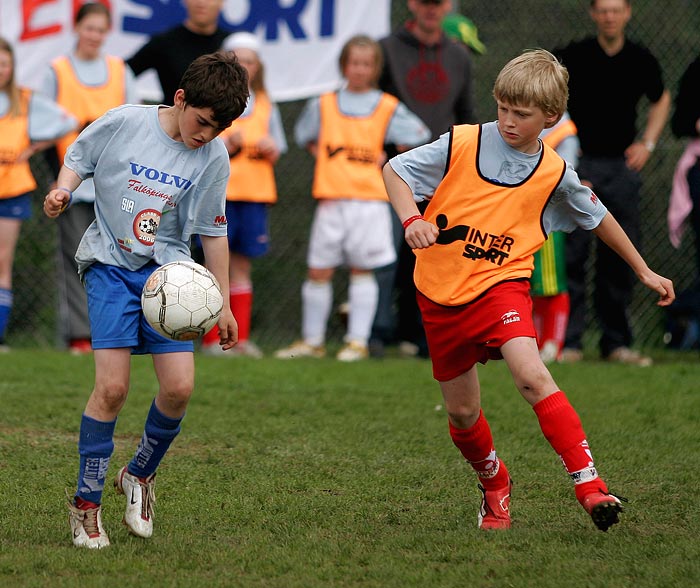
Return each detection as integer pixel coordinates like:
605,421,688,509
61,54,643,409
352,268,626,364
0,288,12,342
128,400,183,478
76,415,116,504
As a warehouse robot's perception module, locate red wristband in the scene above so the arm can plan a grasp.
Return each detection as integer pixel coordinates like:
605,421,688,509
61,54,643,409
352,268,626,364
402,214,424,230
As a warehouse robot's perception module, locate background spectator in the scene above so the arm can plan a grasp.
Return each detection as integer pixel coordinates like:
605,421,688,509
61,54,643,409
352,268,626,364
665,53,700,350
201,32,287,359
531,113,579,363
0,38,76,352
275,34,429,362
126,0,227,105
372,0,478,358
555,0,670,365
40,2,138,355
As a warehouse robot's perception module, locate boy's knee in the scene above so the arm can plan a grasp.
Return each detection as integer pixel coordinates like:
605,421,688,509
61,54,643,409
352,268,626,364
158,383,193,414
513,364,557,401
94,381,129,413
446,405,481,430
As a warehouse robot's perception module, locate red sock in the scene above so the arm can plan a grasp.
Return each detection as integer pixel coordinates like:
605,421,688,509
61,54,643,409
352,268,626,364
532,293,570,353
202,323,220,346
533,391,607,503
448,410,510,490
75,496,99,510
230,285,252,342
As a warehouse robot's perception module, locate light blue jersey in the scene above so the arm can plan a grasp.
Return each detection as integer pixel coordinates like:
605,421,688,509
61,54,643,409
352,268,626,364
294,88,431,149
390,121,607,235
66,104,229,275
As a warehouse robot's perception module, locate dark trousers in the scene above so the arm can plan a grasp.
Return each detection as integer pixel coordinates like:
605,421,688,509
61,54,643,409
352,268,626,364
57,201,95,343
372,200,428,354
688,158,700,278
564,155,641,356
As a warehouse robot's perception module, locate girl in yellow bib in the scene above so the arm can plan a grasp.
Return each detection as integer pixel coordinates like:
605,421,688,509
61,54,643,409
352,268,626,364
275,35,429,361
0,38,76,352
201,32,287,359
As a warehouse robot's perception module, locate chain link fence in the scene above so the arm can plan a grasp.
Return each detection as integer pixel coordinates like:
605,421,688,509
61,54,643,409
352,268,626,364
10,0,700,352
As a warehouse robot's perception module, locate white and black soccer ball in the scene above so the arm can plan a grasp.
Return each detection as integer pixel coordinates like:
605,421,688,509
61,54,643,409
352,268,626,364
141,260,223,341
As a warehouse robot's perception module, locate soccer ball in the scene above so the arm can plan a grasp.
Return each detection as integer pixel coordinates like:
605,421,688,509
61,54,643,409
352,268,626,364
141,261,223,341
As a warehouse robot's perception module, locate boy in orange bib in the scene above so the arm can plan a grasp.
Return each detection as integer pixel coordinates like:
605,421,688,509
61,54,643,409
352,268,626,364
383,49,674,531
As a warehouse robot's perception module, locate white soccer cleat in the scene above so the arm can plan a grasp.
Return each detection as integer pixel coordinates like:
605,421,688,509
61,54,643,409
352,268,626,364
68,499,110,549
114,466,156,538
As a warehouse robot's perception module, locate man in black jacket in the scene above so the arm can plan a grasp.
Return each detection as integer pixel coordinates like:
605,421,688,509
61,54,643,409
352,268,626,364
555,0,670,365
127,0,228,105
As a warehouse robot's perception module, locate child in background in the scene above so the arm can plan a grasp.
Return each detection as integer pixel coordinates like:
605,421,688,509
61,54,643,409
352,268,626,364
383,49,674,531
44,52,248,549
40,2,138,355
201,32,287,359
275,34,429,361
531,112,578,363
0,38,77,352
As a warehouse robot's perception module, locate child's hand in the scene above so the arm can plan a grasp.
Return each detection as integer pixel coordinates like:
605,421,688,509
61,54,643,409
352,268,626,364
43,188,71,218
405,219,439,249
217,308,239,350
256,136,280,162
638,269,675,307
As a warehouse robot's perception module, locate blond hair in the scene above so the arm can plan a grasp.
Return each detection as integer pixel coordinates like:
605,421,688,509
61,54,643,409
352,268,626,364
493,49,569,121
0,38,21,117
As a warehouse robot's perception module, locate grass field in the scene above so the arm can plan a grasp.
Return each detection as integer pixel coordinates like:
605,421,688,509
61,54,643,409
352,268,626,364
1,349,699,587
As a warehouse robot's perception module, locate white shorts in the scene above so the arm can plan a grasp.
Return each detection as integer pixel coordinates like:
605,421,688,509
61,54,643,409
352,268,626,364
307,199,397,270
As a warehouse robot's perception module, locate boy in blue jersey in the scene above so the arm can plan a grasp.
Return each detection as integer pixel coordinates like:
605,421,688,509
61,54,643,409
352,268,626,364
43,51,249,548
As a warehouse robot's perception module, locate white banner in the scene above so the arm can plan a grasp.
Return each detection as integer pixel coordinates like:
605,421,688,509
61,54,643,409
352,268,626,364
0,0,391,102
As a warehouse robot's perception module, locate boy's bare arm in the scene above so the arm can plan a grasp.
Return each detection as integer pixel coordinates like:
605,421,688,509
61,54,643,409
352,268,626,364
43,166,83,218
382,163,439,249
592,212,675,306
200,235,239,349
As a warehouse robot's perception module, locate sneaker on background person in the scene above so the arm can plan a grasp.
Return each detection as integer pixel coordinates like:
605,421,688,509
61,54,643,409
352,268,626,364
336,340,369,362
606,346,653,367
69,338,92,355
274,340,326,359
114,466,156,539
202,339,263,358
558,348,584,363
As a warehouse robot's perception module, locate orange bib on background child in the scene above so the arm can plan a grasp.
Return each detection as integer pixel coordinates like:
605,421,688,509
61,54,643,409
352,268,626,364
0,88,36,198
52,55,126,161
312,92,398,201
223,91,277,203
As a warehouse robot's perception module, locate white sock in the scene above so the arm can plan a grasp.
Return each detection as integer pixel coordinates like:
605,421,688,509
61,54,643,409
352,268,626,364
346,273,378,345
301,279,332,346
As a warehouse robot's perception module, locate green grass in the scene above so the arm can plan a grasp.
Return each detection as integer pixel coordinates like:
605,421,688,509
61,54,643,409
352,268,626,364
1,350,699,587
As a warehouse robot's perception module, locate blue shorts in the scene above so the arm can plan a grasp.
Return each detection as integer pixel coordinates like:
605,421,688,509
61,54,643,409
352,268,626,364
225,201,269,258
84,262,194,354
0,193,32,220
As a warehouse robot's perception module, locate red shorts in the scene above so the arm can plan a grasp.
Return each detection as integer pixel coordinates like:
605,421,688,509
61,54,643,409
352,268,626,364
417,280,536,382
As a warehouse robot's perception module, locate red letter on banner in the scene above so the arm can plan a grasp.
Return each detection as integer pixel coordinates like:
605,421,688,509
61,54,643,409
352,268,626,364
21,0,61,40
